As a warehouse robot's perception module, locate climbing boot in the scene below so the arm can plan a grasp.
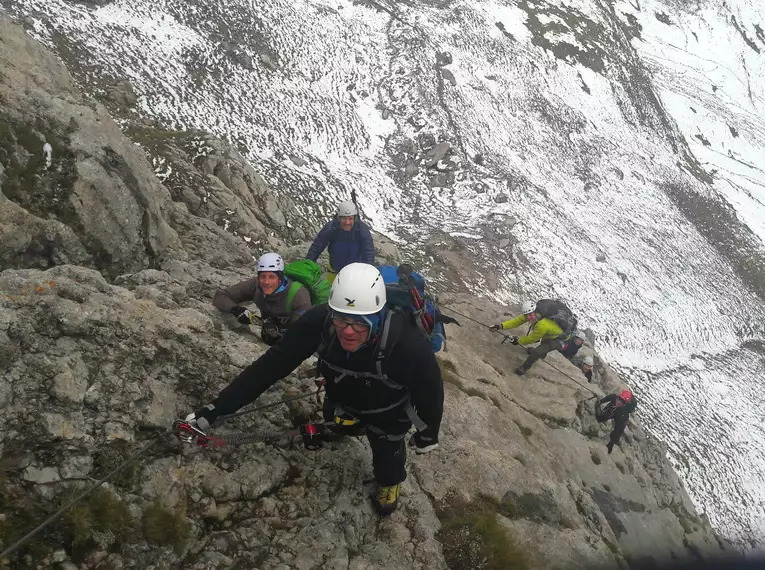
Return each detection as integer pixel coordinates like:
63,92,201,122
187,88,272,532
514,366,528,376
373,483,401,516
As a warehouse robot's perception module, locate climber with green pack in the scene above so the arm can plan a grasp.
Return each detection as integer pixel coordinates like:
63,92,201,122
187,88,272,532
213,253,330,345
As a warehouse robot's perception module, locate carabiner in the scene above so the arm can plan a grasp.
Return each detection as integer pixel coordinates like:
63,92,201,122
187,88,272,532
172,420,211,447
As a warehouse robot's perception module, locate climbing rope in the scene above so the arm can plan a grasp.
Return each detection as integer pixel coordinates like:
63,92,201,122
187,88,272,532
1,386,323,562
173,420,338,449
0,437,161,561
439,305,499,331
539,359,601,398
219,387,322,421
439,305,602,398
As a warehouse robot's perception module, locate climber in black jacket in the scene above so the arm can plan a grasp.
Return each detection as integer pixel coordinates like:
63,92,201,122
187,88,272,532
596,390,637,454
183,263,444,516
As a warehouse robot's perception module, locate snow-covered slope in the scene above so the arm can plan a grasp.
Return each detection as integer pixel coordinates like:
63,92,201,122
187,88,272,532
625,0,765,239
3,0,764,547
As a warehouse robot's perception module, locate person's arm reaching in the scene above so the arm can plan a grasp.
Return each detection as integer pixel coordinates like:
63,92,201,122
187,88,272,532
212,306,327,415
306,222,333,262
213,277,259,313
500,315,525,330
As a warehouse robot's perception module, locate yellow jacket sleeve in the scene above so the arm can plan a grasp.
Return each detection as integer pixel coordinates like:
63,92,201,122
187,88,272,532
518,318,563,345
500,315,526,330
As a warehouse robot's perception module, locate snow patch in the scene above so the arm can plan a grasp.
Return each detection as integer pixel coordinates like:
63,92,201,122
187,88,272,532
485,1,532,43
42,142,52,169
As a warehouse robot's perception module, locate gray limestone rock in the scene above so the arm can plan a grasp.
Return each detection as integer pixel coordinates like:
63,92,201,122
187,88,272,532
0,16,731,570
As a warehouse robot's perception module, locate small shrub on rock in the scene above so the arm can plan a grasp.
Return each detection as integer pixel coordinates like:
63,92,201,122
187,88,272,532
142,501,191,553
436,493,530,570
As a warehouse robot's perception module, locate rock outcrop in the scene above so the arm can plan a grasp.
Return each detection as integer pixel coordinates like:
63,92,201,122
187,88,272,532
0,18,179,276
0,16,731,570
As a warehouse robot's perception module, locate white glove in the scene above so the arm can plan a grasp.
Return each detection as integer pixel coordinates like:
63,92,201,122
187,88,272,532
184,403,218,432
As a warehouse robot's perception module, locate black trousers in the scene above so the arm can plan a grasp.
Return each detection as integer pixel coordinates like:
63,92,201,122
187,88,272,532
323,398,408,486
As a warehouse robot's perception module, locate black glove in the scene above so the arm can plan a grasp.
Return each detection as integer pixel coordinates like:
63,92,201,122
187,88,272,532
300,423,326,451
606,441,614,454
230,306,254,325
408,430,439,454
489,324,501,331
184,402,220,432
509,336,520,345
439,314,461,326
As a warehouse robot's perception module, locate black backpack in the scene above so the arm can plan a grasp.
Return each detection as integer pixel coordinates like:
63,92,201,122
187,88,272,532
535,299,578,336
596,394,638,422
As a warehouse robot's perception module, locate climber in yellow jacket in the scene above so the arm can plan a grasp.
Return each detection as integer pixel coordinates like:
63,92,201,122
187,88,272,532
490,300,564,376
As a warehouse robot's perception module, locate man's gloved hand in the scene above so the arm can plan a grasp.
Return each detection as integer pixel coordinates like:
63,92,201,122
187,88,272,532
509,336,520,345
408,430,439,454
230,306,254,325
606,441,614,454
489,323,501,331
184,403,220,433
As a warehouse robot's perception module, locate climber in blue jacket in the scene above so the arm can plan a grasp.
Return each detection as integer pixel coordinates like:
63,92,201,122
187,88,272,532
306,200,376,282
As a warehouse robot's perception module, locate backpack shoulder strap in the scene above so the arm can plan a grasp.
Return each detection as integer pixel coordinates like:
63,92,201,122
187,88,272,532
285,280,304,314
371,311,407,376
373,311,395,377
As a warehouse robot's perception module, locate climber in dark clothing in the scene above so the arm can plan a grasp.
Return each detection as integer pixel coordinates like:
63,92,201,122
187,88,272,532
306,200,375,282
185,263,443,516
596,390,637,454
558,330,587,359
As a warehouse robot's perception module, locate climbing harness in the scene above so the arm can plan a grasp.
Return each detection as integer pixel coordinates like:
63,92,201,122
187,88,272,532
317,313,429,436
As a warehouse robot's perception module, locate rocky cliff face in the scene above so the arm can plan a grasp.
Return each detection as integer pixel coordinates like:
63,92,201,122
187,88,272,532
0,16,731,570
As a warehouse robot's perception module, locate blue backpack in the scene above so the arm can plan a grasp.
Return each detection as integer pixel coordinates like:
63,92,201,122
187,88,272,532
379,264,446,353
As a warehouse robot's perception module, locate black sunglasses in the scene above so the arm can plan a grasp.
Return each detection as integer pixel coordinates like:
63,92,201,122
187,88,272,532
331,316,370,333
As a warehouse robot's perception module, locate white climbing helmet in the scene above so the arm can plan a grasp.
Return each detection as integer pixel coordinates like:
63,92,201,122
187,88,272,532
573,330,587,342
257,252,284,273
329,263,386,316
337,200,358,218
583,355,594,367
521,301,536,315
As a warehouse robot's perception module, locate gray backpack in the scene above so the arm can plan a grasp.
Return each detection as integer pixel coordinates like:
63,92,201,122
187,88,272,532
535,299,578,335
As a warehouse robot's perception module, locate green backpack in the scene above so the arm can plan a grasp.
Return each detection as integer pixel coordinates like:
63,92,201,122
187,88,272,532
284,259,331,312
